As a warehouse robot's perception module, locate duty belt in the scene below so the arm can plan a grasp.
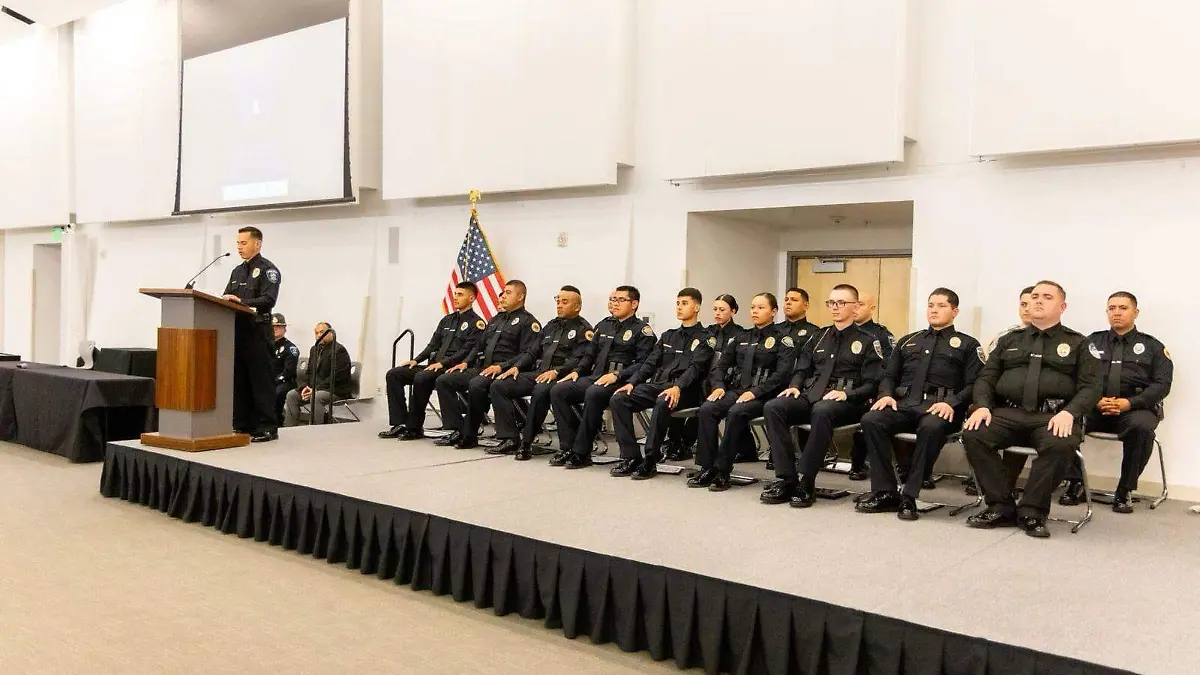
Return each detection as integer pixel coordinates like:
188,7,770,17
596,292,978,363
824,377,857,393
898,385,950,402
606,361,627,375
750,368,770,387
1003,398,1066,414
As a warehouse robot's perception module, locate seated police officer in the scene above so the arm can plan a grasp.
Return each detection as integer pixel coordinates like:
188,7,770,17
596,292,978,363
433,280,540,449
1059,291,1172,513
848,291,895,481
283,323,353,426
384,282,485,441
271,313,299,426
609,288,712,479
549,286,656,469
856,288,983,520
761,284,884,507
488,286,593,460
962,280,1101,538
688,293,794,491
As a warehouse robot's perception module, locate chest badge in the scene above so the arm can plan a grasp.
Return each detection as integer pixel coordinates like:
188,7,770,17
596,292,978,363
949,336,962,349
567,329,577,339
707,336,717,348
851,340,863,355
764,336,775,349
1133,342,1145,355
511,317,520,325
1057,343,1071,358
460,321,469,331
622,329,632,341
1088,343,1102,358
251,267,261,279
690,338,699,351
799,329,808,337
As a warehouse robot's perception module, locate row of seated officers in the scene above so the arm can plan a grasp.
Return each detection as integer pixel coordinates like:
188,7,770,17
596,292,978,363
379,280,1172,539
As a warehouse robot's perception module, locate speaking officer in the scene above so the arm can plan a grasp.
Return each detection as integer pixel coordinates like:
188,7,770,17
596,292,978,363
847,291,895,480
962,280,1101,538
549,286,656,469
855,288,983,520
1059,291,1172,513
271,313,300,426
688,293,795,491
608,288,712,478
489,286,593,460
761,284,884,507
389,282,485,441
222,226,282,443
434,281,540,449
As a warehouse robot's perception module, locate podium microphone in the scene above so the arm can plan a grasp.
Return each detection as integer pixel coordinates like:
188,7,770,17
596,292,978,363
184,252,231,290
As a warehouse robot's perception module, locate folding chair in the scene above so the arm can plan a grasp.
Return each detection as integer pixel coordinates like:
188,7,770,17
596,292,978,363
891,432,981,515
971,446,1094,534
330,362,371,422
1083,431,1168,509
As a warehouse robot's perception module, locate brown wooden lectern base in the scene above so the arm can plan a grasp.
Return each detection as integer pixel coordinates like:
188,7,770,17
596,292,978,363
140,432,251,452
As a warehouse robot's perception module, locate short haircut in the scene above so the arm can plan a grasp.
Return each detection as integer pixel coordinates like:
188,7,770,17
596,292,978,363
1108,291,1138,307
1033,280,1067,300
1020,286,1035,297
505,279,527,296
929,287,960,308
615,285,640,302
831,283,860,301
786,287,810,302
560,285,581,295
678,287,702,303
456,281,479,296
754,292,779,311
238,226,263,241
715,293,738,312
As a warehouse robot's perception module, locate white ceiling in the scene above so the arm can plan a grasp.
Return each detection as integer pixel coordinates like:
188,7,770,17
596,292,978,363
181,0,347,59
3,0,125,27
709,200,914,230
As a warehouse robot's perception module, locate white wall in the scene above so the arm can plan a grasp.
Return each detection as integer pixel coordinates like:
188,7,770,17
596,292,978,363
685,214,778,326
31,244,63,363
779,222,913,254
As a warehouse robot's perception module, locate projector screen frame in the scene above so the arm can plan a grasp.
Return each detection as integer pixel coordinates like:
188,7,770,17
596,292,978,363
171,19,354,216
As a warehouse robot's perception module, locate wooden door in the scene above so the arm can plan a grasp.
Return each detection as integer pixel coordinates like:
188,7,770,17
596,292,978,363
793,256,911,333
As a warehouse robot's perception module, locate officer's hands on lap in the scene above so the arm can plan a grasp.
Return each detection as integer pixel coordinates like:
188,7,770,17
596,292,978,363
780,387,800,398
872,395,897,411
736,391,756,403
499,367,519,380
536,370,558,383
1047,411,1074,437
926,401,954,421
448,363,467,373
708,387,726,401
615,383,633,395
660,386,680,408
823,390,847,402
426,363,444,372
481,365,502,377
596,373,618,387
562,372,580,383
965,407,991,430
401,360,417,368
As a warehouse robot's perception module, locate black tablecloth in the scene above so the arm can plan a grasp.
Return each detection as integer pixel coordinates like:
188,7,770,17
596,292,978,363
0,354,20,362
0,362,155,462
94,347,158,379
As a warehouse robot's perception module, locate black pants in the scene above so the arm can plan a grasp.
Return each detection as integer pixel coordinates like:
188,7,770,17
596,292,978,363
552,377,623,456
385,365,439,427
1065,410,1158,491
765,397,866,481
490,373,553,443
963,408,1080,519
859,407,957,498
233,319,276,434
667,416,698,448
609,384,700,460
275,383,291,426
696,392,763,473
434,368,489,438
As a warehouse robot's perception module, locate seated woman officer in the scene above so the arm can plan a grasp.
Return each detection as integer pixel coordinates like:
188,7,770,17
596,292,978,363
687,293,795,492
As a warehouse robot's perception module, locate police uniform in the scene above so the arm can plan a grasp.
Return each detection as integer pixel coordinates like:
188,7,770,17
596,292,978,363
608,323,713,477
849,319,895,473
962,323,1101,530
782,317,819,350
761,324,884,505
1063,328,1172,504
690,323,795,486
434,307,541,448
663,321,744,460
383,309,484,438
271,314,300,425
549,315,656,466
857,326,983,508
224,253,281,437
489,315,593,458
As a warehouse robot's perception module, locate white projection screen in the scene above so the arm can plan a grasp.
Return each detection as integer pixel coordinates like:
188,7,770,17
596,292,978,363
175,17,351,214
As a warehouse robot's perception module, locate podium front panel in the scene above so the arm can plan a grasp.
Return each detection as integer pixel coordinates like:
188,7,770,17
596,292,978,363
158,297,236,439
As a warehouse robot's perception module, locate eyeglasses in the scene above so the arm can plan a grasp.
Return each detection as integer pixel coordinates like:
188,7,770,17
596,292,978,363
609,297,632,304
825,299,857,308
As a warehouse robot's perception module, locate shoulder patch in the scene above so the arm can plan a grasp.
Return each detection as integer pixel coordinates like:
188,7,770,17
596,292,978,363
887,334,895,347
531,322,540,333
1088,342,1101,359
707,336,717,348
266,269,279,284
781,336,794,348
976,346,985,363
642,325,653,337
476,319,486,330
289,345,299,356
1164,347,1171,360
585,330,595,341
873,340,883,359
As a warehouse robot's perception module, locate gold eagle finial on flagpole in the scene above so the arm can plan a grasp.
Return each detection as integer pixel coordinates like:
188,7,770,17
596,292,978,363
469,189,482,219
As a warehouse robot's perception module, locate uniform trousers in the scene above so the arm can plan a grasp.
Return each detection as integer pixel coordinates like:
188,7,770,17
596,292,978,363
963,408,1081,519
489,373,555,443
1065,410,1159,492
399,368,448,432
695,391,763,474
859,406,958,498
609,384,700,460
233,319,277,434
385,365,443,428
547,377,605,454
765,398,868,482
434,368,496,440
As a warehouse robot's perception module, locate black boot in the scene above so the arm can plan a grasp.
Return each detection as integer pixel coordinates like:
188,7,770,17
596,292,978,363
686,467,718,488
1058,480,1085,506
609,458,640,477
1113,489,1134,514
631,451,661,480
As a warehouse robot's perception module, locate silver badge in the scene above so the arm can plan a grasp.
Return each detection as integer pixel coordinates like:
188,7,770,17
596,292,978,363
1088,342,1101,358
568,329,576,339
1133,343,1145,355
251,267,260,279
460,321,468,331
799,329,808,336
622,330,632,341
511,317,520,325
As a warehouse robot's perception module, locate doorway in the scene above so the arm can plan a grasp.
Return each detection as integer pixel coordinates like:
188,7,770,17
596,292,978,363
32,243,62,363
790,253,912,333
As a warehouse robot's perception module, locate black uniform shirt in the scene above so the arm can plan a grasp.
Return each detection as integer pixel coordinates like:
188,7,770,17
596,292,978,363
880,326,983,409
526,316,594,375
629,322,713,390
224,253,280,323
790,323,884,404
855,319,895,359
415,309,485,367
467,307,540,369
576,315,656,379
781,317,820,351
1086,327,1173,411
710,323,796,399
975,323,1101,418
709,321,744,361
273,337,300,389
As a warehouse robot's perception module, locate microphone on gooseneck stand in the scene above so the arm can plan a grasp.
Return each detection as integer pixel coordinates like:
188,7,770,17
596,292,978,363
184,252,232,290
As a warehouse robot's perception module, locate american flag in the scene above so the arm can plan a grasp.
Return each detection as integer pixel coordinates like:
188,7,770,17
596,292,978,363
442,214,506,320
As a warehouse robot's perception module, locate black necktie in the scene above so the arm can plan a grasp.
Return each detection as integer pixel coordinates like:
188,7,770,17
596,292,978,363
810,330,842,396
483,317,504,364
434,315,457,362
538,324,561,371
738,331,757,388
593,325,615,376
907,331,939,404
1106,339,1124,398
1022,331,1044,411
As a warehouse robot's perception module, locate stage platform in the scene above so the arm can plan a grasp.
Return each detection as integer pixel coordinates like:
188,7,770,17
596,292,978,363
100,423,1196,674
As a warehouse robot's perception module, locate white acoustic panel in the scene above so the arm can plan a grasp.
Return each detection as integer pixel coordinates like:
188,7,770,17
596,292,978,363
382,0,634,199
74,0,181,224
654,0,908,180
0,27,71,229
970,1,1200,156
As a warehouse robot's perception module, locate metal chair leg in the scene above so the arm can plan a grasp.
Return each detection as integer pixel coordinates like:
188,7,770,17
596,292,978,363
1152,439,1168,509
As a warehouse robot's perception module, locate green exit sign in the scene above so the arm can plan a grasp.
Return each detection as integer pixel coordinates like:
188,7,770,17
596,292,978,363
51,227,64,243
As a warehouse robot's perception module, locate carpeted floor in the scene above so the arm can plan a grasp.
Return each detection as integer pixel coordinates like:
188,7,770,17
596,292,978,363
0,441,676,675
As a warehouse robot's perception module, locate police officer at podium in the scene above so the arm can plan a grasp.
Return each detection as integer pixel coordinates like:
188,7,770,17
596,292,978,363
962,280,1101,538
855,288,982,520
222,227,281,443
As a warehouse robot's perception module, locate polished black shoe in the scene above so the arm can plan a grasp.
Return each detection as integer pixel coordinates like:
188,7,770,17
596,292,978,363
966,507,1018,529
1058,480,1085,506
708,472,732,492
855,491,902,514
1022,517,1051,538
847,467,870,481
548,451,570,466
789,484,817,508
563,453,594,470
378,425,407,439
897,495,920,521
921,479,937,490
764,459,775,471
609,458,640,477
432,432,461,447
514,444,534,461
1113,489,1134,514
250,430,278,443
759,479,795,504
687,467,718,488
455,436,479,450
631,452,661,480
487,439,520,455
397,428,425,441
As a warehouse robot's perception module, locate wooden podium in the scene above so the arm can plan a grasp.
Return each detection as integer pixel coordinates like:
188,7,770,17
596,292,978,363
138,288,255,451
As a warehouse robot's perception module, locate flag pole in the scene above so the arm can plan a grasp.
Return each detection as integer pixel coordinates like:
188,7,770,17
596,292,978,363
469,189,481,220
